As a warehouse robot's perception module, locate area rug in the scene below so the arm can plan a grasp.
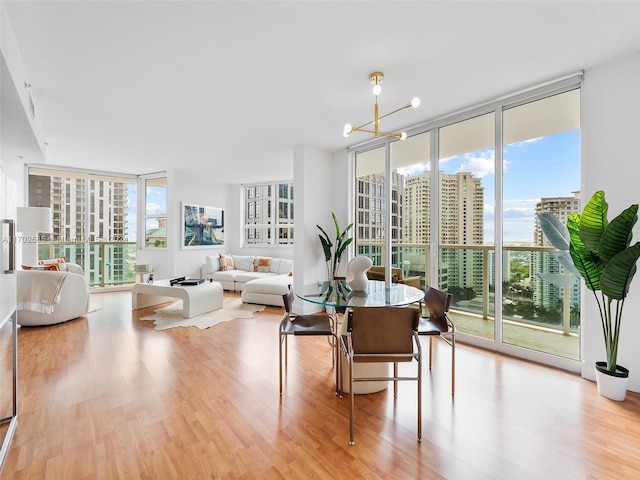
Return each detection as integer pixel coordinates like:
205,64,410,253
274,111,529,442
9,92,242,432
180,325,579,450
139,296,266,331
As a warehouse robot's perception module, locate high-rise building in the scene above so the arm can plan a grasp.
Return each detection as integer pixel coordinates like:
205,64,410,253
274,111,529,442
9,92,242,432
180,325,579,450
532,192,581,309
402,171,484,291
355,172,403,266
29,173,130,284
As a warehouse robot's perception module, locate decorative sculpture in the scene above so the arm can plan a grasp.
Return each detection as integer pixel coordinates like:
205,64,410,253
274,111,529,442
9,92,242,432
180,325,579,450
346,256,373,292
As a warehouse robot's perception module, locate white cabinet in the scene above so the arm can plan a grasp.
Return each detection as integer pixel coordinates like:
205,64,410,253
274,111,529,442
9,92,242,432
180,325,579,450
0,170,18,469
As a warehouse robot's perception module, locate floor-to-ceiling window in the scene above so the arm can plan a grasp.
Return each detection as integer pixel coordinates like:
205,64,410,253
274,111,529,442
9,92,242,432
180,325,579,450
28,166,139,286
501,89,581,360
438,112,496,340
351,75,581,369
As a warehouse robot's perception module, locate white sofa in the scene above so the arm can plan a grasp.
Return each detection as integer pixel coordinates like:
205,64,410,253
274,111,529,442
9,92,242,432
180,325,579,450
17,263,90,326
201,254,293,307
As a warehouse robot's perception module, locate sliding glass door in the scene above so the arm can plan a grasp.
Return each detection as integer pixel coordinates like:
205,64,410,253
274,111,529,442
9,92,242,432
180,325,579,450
501,89,581,359
351,77,582,368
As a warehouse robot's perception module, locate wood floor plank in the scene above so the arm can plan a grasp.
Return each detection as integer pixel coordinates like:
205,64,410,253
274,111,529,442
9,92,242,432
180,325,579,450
1,290,639,479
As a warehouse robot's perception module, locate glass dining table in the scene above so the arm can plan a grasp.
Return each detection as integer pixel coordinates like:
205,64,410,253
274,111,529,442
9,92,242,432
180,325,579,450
297,279,425,309
297,279,425,394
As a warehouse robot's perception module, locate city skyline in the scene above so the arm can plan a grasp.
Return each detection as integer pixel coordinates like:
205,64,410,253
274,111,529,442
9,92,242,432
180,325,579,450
398,129,580,244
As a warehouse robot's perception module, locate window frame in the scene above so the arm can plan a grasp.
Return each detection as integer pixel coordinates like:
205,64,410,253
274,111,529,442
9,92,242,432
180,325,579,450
242,180,294,247
139,174,168,250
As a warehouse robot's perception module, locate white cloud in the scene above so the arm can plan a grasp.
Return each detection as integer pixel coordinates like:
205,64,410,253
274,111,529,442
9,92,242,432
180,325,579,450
458,151,495,178
397,162,429,176
145,202,165,215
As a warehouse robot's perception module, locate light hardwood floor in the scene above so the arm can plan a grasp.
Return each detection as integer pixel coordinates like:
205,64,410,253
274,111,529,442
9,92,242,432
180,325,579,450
2,291,639,479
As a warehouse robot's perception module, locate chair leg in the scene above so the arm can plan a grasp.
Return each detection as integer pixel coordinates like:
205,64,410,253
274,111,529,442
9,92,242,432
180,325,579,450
349,359,355,446
429,337,433,369
393,363,398,397
451,334,456,396
284,335,288,367
279,332,284,395
333,334,340,396
418,355,422,443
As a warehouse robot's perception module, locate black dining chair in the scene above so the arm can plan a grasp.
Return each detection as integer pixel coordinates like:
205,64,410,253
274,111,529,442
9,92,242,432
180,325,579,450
279,287,338,395
341,306,422,445
418,286,456,395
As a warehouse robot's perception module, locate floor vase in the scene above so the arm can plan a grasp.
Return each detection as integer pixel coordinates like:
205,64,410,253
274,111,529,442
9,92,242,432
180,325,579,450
595,361,629,401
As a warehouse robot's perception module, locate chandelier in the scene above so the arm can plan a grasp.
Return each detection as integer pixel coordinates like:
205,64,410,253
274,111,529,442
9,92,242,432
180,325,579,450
343,71,420,141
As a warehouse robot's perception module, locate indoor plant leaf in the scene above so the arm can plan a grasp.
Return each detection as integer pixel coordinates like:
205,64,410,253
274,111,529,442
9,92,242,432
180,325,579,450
568,213,604,292
537,273,578,289
553,251,580,276
538,211,570,251
598,204,638,263
578,190,608,252
600,242,640,300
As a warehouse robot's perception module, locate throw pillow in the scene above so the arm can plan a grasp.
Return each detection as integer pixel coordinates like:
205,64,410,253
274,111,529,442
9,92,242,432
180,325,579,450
253,256,272,272
231,255,255,272
38,257,67,271
206,255,220,273
219,254,235,271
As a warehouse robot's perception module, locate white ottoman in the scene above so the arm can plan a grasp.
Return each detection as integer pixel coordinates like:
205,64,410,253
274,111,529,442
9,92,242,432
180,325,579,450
241,275,292,307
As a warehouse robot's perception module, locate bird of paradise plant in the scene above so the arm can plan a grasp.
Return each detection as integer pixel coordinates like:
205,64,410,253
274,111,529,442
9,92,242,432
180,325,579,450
317,212,353,281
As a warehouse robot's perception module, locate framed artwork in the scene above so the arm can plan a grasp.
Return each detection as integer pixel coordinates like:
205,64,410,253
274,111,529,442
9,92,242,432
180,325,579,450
182,202,224,248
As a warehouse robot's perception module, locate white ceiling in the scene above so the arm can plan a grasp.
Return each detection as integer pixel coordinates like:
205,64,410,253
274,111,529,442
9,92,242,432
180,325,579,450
3,0,640,184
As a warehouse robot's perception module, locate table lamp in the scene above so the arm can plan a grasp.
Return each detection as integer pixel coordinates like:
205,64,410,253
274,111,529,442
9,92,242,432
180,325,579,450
16,207,52,266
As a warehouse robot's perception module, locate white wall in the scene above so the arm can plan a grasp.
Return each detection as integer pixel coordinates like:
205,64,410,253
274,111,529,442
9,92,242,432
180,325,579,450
136,169,230,280
293,145,335,313
581,51,640,391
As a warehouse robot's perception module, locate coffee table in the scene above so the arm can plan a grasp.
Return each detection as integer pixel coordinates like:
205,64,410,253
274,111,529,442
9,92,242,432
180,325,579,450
132,279,223,318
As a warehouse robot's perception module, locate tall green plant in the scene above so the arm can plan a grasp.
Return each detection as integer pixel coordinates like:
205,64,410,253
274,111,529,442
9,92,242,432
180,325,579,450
567,191,640,373
317,212,353,280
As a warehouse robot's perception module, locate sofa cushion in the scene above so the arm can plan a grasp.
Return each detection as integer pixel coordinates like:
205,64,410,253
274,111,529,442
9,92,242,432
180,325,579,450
219,254,235,271
278,259,293,275
242,274,292,295
253,256,272,272
206,255,221,273
234,271,276,283
231,255,254,271
268,258,281,274
211,270,241,282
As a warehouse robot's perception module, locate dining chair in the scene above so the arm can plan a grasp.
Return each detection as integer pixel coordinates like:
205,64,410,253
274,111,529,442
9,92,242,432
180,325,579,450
418,286,456,395
342,306,422,445
279,287,338,395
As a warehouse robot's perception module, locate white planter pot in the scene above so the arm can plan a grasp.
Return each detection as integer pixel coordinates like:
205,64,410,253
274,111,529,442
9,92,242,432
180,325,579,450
595,362,629,401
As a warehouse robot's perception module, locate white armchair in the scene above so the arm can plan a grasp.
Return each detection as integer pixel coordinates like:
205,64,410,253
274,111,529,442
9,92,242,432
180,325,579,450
17,263,90,326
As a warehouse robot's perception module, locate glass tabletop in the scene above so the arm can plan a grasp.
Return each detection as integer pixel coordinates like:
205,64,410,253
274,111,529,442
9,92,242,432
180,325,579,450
297,280,424,308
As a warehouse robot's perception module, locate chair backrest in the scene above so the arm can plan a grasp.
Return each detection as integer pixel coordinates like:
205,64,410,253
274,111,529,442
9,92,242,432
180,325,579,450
366,265,405,283
424,287,452,330
347,307,419,362
282,287,294,314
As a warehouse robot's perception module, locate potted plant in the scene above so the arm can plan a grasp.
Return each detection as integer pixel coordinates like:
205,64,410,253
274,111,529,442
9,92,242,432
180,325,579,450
317,212,353,281
566,191,640,400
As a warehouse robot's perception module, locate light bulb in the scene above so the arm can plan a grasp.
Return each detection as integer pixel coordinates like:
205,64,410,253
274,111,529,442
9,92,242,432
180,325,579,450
411,97,420,108
400,132,407,141
372,84,382,96
343,124,352,137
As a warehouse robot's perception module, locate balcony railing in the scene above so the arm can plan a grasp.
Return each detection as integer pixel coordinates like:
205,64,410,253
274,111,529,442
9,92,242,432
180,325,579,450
356,241,580,359
38,241,137,288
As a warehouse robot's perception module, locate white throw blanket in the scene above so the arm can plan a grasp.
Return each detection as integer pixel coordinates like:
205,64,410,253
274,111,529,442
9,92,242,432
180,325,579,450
17,271,69,314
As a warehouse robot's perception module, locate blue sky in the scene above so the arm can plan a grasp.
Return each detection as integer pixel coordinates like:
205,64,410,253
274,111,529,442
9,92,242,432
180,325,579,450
400,129,581,244
126,185,167,241
123,131,579,244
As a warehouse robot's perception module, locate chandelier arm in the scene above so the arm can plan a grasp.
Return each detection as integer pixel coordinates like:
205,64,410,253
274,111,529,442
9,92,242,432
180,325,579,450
351,127,403,139
351,101,412,131
377,102,413,121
